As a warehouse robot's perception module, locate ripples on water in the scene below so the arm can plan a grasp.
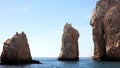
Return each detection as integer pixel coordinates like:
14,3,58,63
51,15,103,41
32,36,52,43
0,57,120,68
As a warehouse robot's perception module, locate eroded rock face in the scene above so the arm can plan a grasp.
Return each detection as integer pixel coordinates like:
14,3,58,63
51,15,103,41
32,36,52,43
1,32,40,64
58,23,79,61
90,0,120,61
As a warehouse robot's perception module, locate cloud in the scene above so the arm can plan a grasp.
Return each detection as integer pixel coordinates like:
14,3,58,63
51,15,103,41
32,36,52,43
80,14,91,19
30,36,51,40
0,6,31,15
21,6,31,14
29,29,62,41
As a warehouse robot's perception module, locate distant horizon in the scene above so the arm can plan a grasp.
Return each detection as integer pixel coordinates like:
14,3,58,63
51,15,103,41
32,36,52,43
0,0,98,57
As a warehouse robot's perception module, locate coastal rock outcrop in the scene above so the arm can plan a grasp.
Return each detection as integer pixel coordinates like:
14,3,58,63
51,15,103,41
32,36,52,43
58,23,79,61
1,32,40,64
90,0,120,61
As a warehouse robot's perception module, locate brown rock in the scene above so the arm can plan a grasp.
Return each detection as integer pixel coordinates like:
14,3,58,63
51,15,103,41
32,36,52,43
1,32,40,64
58,23,79,61
90,0,120,61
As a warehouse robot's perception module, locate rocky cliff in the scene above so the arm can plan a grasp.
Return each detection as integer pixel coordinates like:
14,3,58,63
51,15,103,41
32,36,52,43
58,23,79,61
90,0,120,61
1,32,40,64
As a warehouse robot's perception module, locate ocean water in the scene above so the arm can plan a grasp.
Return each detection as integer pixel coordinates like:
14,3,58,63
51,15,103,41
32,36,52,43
0,57,120,68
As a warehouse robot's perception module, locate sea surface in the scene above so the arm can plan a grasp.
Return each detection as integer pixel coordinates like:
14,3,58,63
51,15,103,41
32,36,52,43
0,57,120,68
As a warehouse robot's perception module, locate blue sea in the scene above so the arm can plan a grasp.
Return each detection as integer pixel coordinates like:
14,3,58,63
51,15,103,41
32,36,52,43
0,57,120,68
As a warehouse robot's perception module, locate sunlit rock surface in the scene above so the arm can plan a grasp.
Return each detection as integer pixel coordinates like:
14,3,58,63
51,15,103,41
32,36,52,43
1,32,40,64
58,23,79,61
90,0,120,61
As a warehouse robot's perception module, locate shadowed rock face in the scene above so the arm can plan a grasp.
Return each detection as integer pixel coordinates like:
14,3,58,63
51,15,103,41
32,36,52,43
1,32,40,64
90,0,120,61
58,23,79,61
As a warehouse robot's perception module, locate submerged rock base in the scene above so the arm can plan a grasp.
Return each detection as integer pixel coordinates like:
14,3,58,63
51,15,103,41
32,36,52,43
92,56,120,62
0,60,41,65
58,57,79,61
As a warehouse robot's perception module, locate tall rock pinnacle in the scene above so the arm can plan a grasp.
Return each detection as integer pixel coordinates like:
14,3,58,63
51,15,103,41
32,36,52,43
58,23,79,61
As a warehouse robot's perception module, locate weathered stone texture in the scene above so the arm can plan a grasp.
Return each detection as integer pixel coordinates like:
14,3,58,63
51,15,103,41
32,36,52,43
1,32,40,64
90,0,120,61
58,23,79,61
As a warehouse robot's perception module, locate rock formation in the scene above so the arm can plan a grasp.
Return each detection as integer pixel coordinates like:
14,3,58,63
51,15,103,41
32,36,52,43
58,23,79,61
90,0,120,61
1,32,40,64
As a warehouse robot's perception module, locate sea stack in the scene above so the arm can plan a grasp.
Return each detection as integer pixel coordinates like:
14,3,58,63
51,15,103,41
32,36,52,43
1,32,40,64
58,23,79,61
90,0,120,61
